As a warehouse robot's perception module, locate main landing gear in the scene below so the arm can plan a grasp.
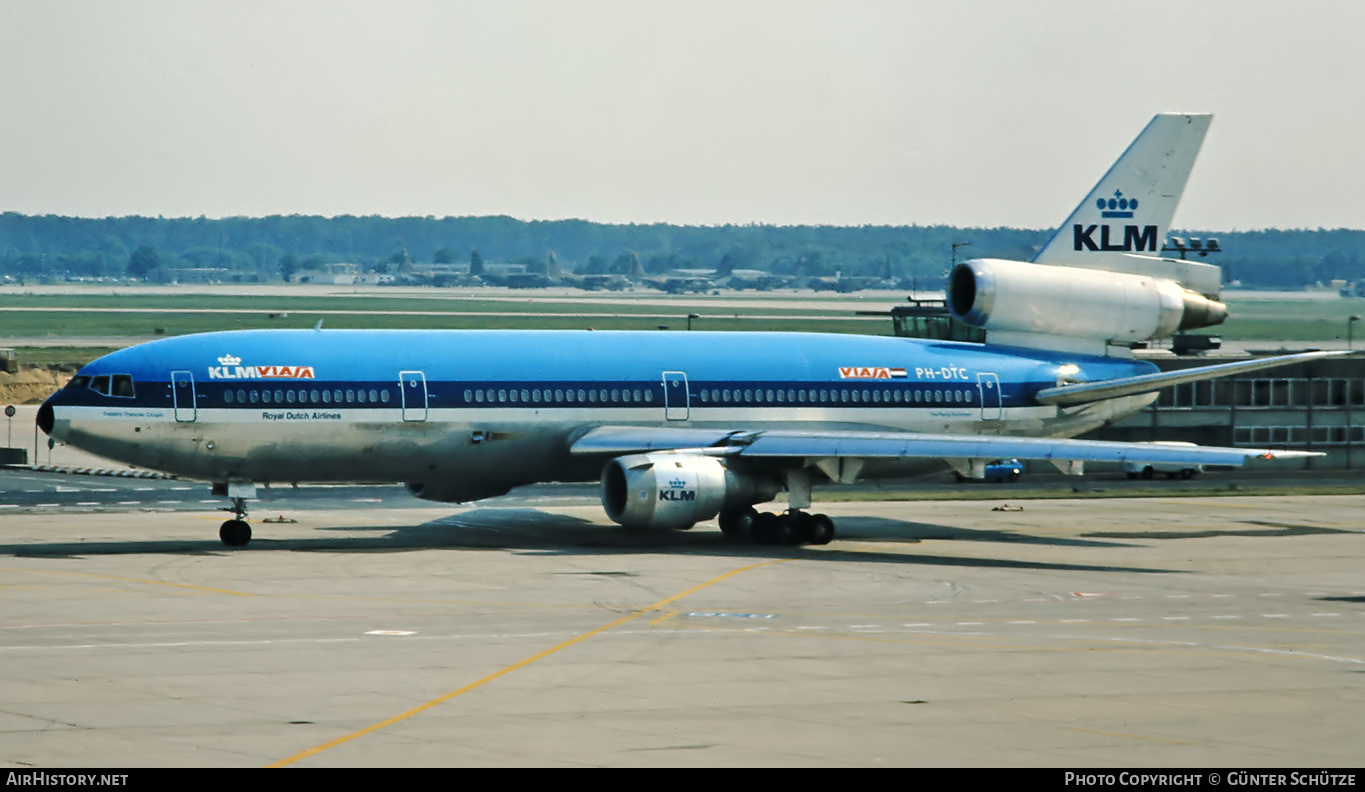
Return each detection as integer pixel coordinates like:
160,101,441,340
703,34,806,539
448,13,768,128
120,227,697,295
718,507,835,546
716,468,837,546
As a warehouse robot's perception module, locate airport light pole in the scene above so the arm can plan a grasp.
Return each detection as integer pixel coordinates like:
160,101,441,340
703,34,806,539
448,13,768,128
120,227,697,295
687,313,700,331
1350,315,1361,350
951,242,971,269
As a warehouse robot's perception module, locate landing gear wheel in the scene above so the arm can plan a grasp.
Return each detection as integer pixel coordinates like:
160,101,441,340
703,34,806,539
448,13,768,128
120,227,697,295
219,519,252,547
752,512,799,545
1141,466,1155,480
801,513,835,545
718,507,758,540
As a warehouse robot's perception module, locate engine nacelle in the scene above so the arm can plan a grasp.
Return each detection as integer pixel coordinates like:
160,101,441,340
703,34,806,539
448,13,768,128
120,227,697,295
949,258,1227,343
601,453,780,530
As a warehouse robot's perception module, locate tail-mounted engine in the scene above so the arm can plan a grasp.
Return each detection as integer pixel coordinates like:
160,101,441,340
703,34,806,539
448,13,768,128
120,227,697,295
948,258,1227,346
601,453,780,530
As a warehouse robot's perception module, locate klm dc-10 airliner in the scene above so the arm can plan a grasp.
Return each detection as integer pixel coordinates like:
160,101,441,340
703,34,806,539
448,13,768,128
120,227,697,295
37,113,1339,547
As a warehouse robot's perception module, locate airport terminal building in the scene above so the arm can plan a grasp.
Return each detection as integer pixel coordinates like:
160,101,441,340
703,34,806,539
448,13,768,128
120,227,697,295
1089,352,1365,470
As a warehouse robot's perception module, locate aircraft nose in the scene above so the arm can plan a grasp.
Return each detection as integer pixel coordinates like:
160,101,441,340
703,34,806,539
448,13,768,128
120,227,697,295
36,398,55,436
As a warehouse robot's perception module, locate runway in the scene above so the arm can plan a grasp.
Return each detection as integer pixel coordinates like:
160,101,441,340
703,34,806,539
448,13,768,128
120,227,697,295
1,490,1363,767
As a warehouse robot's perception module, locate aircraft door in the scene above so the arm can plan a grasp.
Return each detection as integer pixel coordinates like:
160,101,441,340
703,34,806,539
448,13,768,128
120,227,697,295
977,372,1002,420
662,371,689,421
172,371,197,422
399,371,428,421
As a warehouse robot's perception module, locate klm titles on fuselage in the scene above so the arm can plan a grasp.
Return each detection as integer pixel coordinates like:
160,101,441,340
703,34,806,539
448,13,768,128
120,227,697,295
1073,224,1158,252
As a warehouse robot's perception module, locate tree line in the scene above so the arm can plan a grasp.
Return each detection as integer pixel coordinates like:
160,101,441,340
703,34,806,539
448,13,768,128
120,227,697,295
1,212,1363,290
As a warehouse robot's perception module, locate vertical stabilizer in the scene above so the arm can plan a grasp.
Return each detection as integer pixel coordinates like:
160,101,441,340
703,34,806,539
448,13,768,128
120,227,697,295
1033,113,1211,269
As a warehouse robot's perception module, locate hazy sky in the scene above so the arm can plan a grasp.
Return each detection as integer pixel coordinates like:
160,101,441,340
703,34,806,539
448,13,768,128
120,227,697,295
2,1,1363,230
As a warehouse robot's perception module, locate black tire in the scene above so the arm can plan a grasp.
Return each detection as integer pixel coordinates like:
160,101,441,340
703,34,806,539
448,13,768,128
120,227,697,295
219,519,252,547
1141,466,1155,480
753,511,780,544
1007,472,1020,483
1126,472,1139,480
1179,468,1196,480
718,507,757,540
802,513,835,545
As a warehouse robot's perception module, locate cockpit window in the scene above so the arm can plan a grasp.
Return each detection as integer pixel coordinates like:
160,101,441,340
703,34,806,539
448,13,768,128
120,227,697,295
66,373,135,397
111,375,135,398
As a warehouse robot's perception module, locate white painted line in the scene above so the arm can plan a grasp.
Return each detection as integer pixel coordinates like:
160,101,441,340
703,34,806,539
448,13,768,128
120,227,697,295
1262,614,1289,619
1112,618,1143,622
1311,613,1341,617
1163,616,1191,621
365,630,417,636
1214,615,1241,620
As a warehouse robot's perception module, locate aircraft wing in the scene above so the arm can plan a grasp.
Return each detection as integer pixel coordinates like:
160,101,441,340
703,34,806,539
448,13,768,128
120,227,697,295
1035,350,1350,407
569,425,1316,467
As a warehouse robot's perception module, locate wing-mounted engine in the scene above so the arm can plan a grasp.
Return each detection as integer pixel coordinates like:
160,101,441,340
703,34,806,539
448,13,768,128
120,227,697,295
601,453,780,530
948,258,1227,356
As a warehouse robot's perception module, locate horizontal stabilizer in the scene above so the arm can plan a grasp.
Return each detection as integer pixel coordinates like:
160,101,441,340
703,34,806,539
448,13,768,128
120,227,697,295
1034,350,1351,407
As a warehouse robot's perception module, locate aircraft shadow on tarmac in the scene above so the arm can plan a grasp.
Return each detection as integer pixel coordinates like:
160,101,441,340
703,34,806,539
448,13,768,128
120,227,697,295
1080,520,1356,541
0,508,1176,574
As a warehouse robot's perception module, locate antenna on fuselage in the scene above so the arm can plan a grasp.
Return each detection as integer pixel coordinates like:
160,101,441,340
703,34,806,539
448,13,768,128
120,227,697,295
314,319,324,331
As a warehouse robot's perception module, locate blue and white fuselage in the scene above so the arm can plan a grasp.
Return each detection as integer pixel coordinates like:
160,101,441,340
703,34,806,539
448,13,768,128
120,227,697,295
41,328,1156,499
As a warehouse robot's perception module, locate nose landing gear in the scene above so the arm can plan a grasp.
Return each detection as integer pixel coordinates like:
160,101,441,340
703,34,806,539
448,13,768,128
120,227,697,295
212,481,257,547
219,496,252,546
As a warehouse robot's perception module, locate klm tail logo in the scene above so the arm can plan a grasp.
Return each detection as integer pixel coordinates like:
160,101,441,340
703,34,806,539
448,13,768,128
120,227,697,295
1073,189,1157,252
1073,224,1157,252
1099,189,1137,218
